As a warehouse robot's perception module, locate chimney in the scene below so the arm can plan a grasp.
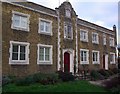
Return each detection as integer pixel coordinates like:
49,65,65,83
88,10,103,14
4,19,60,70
113,25,116,32
113,25,117,47
65,0,69,2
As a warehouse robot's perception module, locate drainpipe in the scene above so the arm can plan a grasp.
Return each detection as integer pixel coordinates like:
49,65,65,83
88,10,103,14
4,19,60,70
113,25,117,68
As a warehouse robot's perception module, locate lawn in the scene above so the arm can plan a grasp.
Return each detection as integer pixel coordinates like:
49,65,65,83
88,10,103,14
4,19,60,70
2,80,109,92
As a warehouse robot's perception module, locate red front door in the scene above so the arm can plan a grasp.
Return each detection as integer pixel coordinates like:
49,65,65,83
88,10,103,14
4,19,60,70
64,52,70,72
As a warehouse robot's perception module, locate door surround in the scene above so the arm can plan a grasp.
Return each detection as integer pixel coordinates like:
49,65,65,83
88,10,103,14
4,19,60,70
63,49,74,73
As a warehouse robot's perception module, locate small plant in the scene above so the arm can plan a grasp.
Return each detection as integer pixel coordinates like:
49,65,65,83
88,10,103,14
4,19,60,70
15,76,34,86
32,72,59,85
103,75,120,90
98,69,110,78
57,71,75,82
2,75,12,86
111,68,119,74
107,70,114,76
110,85,120,93
90,70,105,80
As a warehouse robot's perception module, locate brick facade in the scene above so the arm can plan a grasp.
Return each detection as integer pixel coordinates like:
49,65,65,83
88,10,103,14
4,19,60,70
2,1,117,76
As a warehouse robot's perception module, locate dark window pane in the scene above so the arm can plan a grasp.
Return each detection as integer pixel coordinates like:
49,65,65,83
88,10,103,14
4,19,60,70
13,45,18,52
45,55,49,61
12,53,18,60
20,53,25,60
68,25,71,38
93,53,95,61
81,56,83,61
81,51,83,61
39,47,44,61
20,46,25,53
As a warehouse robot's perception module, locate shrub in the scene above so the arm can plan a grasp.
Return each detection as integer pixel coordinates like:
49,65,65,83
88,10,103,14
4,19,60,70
90,70,105,80
4,73,61,86
98,69,110,78
111,68,119,74
2,76,12,86
46,73,59,84
32,73,43,83
57,71,75,82
32,72,59,85
40,73,59,85
15,76,34,86
110,85,120,93
103,75,120,89
107,70,114,76
13,73,59,86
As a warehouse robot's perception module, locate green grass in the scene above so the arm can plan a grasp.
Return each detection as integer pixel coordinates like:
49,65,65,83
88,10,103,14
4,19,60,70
3,80,109,92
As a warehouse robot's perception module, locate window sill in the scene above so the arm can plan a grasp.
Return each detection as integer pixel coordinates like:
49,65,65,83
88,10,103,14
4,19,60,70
37,62,52,65
39,32,52,36
9,62,29,65
12,26,29,32
93,62,100,64
80,61,89,64
80,40,88,42
110,46,115,48
110,62,116,64
92,42,99,44
64,38,73,40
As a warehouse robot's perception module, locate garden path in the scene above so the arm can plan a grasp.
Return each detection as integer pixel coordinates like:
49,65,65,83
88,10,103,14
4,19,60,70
89,74,119,87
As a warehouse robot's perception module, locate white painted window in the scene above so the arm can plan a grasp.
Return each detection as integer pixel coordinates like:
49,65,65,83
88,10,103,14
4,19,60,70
92,32,99,44
110,52,115,64
80,49,89,64
9,41,30,64
11,11,30,31
65,9,71,18
39,18,52,36
109,37,115,47
103,34,106,45
92,50,100,64
80,29,88,42
64,23,73,39
37,44,53,65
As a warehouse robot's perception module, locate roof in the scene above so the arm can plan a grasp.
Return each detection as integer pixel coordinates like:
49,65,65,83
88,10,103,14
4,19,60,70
13,2,57,16
78,18,113,32
4,1,114,32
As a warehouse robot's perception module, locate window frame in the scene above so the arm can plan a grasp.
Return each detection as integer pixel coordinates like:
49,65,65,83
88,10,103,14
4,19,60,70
64,23,73,39
110,52,115,64
109,37,115,47
9,41,30,65
37,44,53,65
38,18,52,36
11,11,30,31
80,49,89,64
92,32,99,44
80,29,88,42
92,50,100,64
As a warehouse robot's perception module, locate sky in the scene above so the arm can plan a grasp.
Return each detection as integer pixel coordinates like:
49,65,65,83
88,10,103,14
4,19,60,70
22,0,119,44
1,0,119,79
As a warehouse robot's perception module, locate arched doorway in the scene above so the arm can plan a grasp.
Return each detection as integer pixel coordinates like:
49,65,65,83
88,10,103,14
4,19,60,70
64,52,70,72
